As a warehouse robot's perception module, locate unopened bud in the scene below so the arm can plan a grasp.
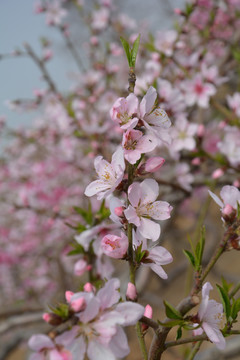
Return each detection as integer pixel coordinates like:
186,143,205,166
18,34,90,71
212,168,224,179
71,297,86,313
197,124,205,137
138,157,165,175
126,282,137,301
142,304,153,332
84,282,96,293
65,290,74,303
42,312,62,326
114,206,124,217
192,157,201,165
222,204,236,223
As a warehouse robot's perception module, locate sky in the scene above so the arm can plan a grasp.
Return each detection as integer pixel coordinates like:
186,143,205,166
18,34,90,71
0,0,185,128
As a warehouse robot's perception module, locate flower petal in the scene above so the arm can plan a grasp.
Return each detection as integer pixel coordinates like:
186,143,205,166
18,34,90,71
115,302,145,326
138,217,160,241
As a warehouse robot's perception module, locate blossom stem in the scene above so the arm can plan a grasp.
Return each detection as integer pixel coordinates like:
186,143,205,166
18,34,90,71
127,163,135,284
199,231,230,288
128,67,136,94
186,340,203,360
166,335,207,348
136,322,148,360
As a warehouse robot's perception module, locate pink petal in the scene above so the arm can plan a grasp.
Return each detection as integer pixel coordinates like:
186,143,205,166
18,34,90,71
28,334,54,352
208,190,224,208
140,179,159,204
138,217,160,241
128,182,141,207
87,341,115,360
139,86,157,118
145,201,172,220
124,205,140,226
148,246,173,265
115,302,145,326
202,322,226,349
149,263,168,279
97,278,120,310
109,327,130,358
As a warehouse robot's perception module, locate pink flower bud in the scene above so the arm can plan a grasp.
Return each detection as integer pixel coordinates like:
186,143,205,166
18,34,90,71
142,304,153,332
126,282,137,301
138,157,165,175
223,204,234,216
212,168,224,179
70,297,86,313
114,206,124,217
174,8,182,15
84,282,96,293
90,36,99,46
101,232,128,259
74,259,89,276
192,157,201,165
42,312,62,325
65,290,74,303
233,180,240,187
197,124,205,137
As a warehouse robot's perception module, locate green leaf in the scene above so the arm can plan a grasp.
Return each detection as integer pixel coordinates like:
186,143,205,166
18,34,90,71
157,319,184,327
183,250,196,268
231,298,240,320
74,205,92,225
130,34,140,67
50,303,69,320
237,202,240,219
216,284,231,319
120,36,131,67
195,226,205,269
176,327,183,340
221,276,232,293
164,301,183,320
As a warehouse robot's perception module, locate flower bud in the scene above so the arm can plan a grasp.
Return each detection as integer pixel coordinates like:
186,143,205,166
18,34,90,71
74,259,89,276
222,204,236,223
114,206,124,217
65,290,74,303
197,124,205,137
212,168,224,179
70,297,86,313
84,282,96,293
126,282,137,301
138,157,165,175
42,312,62,326
142,304,153,332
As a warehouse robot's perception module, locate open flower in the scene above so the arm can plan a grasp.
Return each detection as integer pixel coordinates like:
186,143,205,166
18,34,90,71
101,232,128,258
209,185,240,213
122,128,157,164
85,147,125,200
124,179,172,241
193,282,226,350
110,93,139,129
139,86,172,144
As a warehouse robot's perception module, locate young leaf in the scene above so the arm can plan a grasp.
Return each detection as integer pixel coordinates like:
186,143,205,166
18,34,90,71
176,327,183,340
231,298,240,320
131,34,140,67
120,36,131,67
221,276,232,293
183,249,196,268
216,284,231,319
195,226,205,269
164,300,183,320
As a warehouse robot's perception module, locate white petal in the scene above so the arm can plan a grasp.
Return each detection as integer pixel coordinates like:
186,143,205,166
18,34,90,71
149,246,173,265
109,327,130,358
128,182,141,207
85,180,110,197
28,334,54,352
150,263,168,279
124,205,140,226
208,190,224,208
140,86,157,118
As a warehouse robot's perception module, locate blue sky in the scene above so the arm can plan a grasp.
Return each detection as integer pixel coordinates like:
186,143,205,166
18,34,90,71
0,0,185,128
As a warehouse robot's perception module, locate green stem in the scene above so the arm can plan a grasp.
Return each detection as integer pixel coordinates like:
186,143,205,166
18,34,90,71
136,322,148,360
187,341,203,360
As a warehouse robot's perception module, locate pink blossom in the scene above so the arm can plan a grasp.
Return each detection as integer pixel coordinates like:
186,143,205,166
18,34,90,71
139,86,172,144
154,30,177,56
139,156,165,174
85,147,125,200
110,93,139,129
28,334,72,360
183,75,216,108
124,179,172,241
227,92,240,117
91,8,110,31
142,304,152,331
170,116,198,152
209,185,240,211
45,1,67,26
101,232,128,259
74,259,90,276
218,126,240,166
122,129,157,164
58,279,145,360
193,282,225,350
